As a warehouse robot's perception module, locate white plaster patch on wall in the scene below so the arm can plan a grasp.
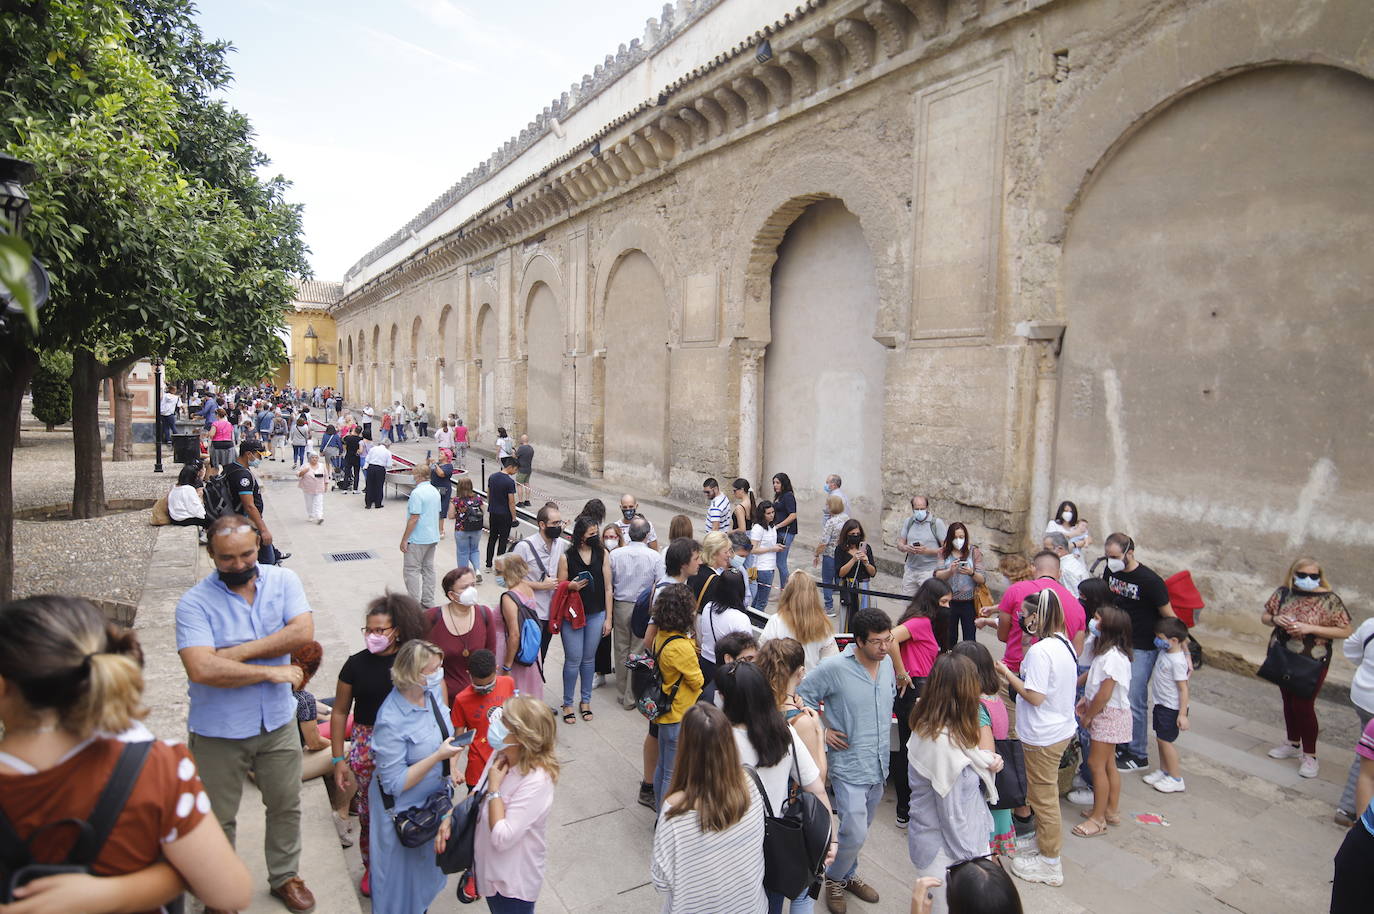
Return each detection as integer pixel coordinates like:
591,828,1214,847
1288,457,1336,550
1099,367,1134,537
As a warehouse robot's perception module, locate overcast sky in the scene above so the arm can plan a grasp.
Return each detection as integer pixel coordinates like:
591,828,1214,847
194,0,668,281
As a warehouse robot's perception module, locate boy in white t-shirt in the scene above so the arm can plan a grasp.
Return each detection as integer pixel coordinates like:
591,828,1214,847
1145,617,1192,793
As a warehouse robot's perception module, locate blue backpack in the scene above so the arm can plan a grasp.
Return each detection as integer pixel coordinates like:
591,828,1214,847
505,591,542,667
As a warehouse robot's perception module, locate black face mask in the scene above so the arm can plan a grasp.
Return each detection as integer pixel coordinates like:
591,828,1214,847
217,565,258,587
848,534,862,544
622,507,636,520
545,525,563,540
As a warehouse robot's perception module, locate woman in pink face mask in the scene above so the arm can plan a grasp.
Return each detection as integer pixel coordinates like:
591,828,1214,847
327,594,426,897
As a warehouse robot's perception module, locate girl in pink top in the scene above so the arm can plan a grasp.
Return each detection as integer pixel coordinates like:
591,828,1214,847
461,695,557,910
887,578,953,826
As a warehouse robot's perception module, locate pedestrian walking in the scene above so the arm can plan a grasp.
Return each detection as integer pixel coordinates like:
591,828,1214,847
485,458,519,569
610,516,666,709
431,449,454,536
933,523,984,644
296,451,327,524
342,426,363,492
223,440,285,565
363,439,393,509
208,408,235,468
556,514,612,723
451,475,485,578
159,387,181,444
400,462,442,607
496,426,515,460
289,416,311,468
514,435,535,507
770,473,798,587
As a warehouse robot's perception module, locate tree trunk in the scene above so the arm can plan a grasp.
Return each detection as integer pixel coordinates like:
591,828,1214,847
0,343,38,602
44,423,53,432
70,350,106,519
111,364,134,462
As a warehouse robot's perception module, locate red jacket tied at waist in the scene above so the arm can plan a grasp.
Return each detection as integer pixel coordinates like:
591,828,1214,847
548,581,586,634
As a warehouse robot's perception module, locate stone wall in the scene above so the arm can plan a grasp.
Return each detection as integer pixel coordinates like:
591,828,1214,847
330,0,1374,641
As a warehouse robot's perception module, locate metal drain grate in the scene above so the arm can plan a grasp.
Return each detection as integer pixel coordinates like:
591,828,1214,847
327,551,376,563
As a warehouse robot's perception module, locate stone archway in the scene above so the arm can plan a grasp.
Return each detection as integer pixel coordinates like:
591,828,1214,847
602,250,671,491
436,304,452,417
516,254,566,466
475,303,497,439
1052,63,1374,624
410,316,425,405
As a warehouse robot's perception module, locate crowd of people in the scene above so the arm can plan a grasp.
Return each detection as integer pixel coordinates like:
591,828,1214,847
6,380,1370,914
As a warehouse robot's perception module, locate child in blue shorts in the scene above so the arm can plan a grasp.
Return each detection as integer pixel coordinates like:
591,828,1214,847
1145,617,1191,792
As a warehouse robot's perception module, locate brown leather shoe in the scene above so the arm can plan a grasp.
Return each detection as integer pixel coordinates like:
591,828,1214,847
203,909,239,914
270,877,316,913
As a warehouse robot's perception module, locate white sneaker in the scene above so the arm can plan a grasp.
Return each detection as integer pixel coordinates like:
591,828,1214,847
1153,775,1186,793
593,674,606,688
1142,769,1167,785
332,813,355,847
1071,773,1089,790
1299,755,1320,778
1066,787,1095,806
1010,854,1064,887
1268,743,1301,759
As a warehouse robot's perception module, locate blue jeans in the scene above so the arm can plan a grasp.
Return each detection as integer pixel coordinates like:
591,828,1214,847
777,532,794,588
1127,648,1158,760
767,887,814,914
561,613,604,706
654,721,682,811
752,569,775,611
292,444,305,465
454,531,482,574
486,893,534,913
821,555,836,609
827,778,883,882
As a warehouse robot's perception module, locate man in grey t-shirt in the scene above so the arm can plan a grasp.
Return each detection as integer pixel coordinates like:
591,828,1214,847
897,495,947,596
514,435,535,507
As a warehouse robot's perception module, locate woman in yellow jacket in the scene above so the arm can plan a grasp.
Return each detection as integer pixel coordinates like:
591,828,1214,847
652,583,706,810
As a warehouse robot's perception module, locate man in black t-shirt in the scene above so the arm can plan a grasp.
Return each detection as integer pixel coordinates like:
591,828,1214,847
341,430,363,493
224,439,289,565
484,457,519,570
1101,532,1175,770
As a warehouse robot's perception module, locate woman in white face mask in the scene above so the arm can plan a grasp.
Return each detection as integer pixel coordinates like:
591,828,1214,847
1261,558,1352,780
1045,499,1092,554
933,522,984,645
425,566,497,700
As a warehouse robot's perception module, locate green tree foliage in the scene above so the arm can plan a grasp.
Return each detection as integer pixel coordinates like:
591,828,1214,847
31,350,72,429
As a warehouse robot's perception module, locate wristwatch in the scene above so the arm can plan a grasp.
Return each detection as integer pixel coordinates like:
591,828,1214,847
487,790,502,801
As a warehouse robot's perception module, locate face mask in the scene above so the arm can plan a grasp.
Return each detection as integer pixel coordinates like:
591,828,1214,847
217,565,258,587
730,554,747,571
622,507,636,520
1153,637,1171,651
473,680,496,695
712,691,725,710
848,534,862,544
365,632,391,654
1294,574,1321,592
545,525,563,540
426,668,444,691
823,484,833,494
1106,557,1126,574
912,509,928,522
1088,618,1100,637
487,714,509,753
457,586,479,606
248,458,261,467
604,536,618,549
952,537,966,550
494,575,507,588
1061,510,1074,523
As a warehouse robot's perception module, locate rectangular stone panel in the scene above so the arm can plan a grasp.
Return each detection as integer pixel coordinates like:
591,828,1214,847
680,271,719,345
911,61,1007,340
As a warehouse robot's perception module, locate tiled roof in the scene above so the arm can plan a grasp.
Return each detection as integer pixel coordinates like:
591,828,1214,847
292,278,344,307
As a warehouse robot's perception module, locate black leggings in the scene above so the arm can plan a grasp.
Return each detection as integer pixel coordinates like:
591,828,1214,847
889,679,926,819
342,456,360,491
485,515,513,567
1332,820,1374,913
949,599,977,643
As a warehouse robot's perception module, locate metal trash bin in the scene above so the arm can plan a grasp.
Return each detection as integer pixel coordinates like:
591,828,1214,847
172,433,201,465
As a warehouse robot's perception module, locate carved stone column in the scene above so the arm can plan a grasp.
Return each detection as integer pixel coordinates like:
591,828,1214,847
737,343,766,484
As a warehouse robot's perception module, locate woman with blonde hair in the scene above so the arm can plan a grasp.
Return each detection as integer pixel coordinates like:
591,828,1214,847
651,703,767,914
1262,557,1351,778
814,494,849,615
494,552,544,700
668,513,695,542
760,570,838,670
369,640,465,914
687,530,735,612
458,695,559,912
756,637,828,783
0,595,251,913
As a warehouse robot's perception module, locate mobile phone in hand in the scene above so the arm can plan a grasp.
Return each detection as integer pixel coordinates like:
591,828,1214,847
573,570,594,584
452,730,475,747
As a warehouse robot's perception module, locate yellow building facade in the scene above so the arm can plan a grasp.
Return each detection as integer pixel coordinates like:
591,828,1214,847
274,279,342,390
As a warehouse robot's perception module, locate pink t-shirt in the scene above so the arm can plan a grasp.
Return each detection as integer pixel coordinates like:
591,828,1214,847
980,694,1010,740
454,425,469,444
899,616,940,678
998,578,1086,672
210,419,233,441
475,759,554,902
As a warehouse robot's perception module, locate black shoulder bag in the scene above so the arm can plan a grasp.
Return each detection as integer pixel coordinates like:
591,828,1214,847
744,747,832,901
1257,588,1332,700
378,693,454,847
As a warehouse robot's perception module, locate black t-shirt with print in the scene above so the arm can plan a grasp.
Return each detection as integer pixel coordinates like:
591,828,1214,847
222,462,262,513
1103,562,1171,650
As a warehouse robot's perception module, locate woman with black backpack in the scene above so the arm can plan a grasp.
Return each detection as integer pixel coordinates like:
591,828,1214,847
451,476,485,583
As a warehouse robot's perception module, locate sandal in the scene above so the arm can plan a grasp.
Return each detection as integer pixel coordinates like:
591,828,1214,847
561,706,576,724
1079,809,1121,826
1072,818,1108,838
579,703,594,721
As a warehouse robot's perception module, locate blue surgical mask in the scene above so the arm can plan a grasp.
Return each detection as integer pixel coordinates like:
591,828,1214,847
1088,618,1100,637
495,575,507,588
1153,637,1171,651
248,458,261,467
1293,574,1321,592
822,483,833,494
912,509,928,522
730,554,747,571
426,668,444,692
486,713,509,753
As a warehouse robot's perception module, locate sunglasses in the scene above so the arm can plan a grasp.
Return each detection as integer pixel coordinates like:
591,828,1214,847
1295,572,1320,581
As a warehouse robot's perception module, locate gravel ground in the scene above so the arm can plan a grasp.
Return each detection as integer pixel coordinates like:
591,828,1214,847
10,429,171,603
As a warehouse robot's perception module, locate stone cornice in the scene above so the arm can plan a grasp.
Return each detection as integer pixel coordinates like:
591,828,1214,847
333,0,1051,318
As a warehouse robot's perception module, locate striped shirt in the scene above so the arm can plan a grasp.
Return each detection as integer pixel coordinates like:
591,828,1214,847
706,493,731,533
651,780,767,914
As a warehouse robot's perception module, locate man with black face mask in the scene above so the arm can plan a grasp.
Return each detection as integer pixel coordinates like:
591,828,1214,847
616,493,659,551
175,515,317,914
513,503,567,662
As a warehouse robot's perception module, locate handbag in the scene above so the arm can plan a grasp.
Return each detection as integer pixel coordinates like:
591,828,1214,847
1257,627,1330,700
990,738,1027,810
743,747,832,900
436,774,486,874
379,693,454,847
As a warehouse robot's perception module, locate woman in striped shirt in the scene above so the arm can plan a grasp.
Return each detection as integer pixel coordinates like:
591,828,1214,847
651,703,767,914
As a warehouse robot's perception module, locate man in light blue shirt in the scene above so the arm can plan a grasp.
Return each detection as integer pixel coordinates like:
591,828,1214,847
610,517,666,708
401,461,442,606
176,516,316,912
799,607,895,913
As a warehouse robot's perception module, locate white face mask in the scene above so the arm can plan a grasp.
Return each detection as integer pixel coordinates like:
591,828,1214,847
604,536,618,549
1061,509,1074,523
1106,557,1126,574
952,537,966,551
425,668,444,691
1293,574,1321,592
457,585,479,606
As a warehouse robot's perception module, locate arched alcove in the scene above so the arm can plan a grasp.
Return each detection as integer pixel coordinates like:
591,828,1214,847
475,304,497,437
603,250,671,489
522,282,564,459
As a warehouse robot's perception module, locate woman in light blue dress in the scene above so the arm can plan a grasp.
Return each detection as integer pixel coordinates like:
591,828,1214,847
368,640,465,914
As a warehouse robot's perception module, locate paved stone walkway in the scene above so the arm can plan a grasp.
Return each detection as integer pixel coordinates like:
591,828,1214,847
112,437,1353,913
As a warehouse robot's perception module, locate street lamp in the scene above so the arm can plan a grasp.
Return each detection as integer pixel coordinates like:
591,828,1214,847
0,152,50,334
151,356,165,474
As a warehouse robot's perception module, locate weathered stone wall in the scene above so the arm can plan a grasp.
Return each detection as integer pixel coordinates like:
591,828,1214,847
330,0,1374,641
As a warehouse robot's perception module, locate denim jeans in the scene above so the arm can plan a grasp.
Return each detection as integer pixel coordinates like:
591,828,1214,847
821,555,836,609
767,887,814,914
561,612,604,706
453,531,481,574
752,569,775,611
292,444,305,465
654,721,682,811
1127,648,1158,760
486,893,534,913
777,532,794,588
827,778,883,882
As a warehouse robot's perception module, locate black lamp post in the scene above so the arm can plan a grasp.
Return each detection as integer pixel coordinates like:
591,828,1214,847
0,152,49,330
152,356,165,473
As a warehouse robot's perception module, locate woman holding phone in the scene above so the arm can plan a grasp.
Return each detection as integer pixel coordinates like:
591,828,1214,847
834,518,876,630
557,514,612,723
933,523,984,644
